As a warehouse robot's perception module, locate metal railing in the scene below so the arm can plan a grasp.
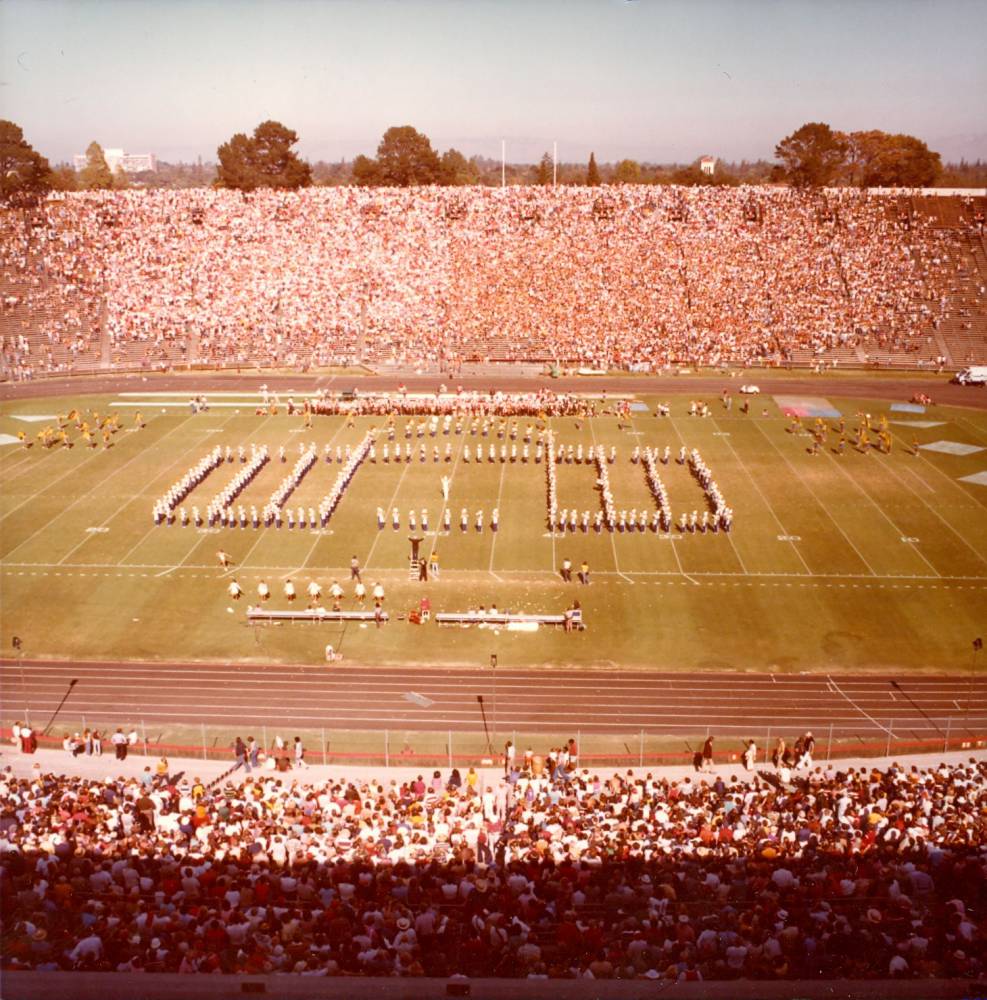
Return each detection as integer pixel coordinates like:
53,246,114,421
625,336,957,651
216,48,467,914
5,720,985,770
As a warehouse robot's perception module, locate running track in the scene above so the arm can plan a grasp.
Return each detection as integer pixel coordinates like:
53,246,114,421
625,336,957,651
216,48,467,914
2,659,985,744
2,370,987,410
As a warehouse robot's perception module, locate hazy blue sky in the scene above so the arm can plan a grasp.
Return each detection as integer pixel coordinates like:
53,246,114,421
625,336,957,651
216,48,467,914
2,0,985,166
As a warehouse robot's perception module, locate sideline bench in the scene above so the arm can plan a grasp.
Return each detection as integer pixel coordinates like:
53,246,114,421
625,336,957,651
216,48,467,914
435,610,583,629
247,609,389,623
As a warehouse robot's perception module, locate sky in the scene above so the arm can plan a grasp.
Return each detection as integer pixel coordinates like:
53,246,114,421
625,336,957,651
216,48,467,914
1,0,985,166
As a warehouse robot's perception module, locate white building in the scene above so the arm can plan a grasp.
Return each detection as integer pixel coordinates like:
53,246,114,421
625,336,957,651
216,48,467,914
700,156,716,177
73,148,157,174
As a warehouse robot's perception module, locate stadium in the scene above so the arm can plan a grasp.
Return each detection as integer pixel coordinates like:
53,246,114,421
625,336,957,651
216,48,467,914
2,3,987,998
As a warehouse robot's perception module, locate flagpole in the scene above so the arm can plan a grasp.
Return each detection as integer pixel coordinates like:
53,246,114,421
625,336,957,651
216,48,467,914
501,139,506,188
553,140,557,187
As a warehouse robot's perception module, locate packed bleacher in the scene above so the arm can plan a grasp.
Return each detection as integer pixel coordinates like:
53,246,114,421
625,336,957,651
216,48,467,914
2,750,985,981
2,186,984,380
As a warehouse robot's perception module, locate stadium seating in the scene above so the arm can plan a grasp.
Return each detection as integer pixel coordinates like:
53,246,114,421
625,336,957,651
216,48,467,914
1,756,984,979
3,188,985,381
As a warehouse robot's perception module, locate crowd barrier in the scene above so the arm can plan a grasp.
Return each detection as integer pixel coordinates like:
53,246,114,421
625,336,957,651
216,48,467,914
4,722,985,770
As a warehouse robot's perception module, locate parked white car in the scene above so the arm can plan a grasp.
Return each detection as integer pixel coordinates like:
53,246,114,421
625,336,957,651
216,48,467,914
739,384,761,395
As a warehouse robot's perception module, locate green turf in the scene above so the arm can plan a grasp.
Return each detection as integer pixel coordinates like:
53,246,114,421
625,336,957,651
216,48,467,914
2,386,986,672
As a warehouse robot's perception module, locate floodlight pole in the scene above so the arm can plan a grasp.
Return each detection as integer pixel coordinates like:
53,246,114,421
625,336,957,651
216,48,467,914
501,140,506,189
13,636,25,708
490,654,498,746
477,695,492,756
553,141,557,187
42,678,78,737
970,638,983,713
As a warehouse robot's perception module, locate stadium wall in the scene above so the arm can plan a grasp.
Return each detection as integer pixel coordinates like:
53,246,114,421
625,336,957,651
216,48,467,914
3,971,985,1000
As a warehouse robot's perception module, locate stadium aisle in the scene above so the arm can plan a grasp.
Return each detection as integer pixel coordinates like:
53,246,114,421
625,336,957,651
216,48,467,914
4,742,984,789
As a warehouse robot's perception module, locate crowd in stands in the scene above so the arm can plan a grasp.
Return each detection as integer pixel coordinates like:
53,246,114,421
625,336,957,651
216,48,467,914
0,186,964,379
2,748,984,981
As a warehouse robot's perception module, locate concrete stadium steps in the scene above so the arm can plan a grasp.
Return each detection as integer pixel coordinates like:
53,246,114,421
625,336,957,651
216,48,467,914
0,217,103,376
938,229,987,364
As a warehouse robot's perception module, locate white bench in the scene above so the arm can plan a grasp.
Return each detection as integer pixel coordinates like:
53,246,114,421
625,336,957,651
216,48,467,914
247,609,388,623
435,610,583,629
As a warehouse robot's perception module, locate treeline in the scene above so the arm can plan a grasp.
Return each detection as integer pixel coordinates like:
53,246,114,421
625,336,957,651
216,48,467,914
3,117,987,206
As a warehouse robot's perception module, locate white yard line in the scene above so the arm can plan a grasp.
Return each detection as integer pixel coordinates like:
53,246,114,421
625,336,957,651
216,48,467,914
817,436,942,577
588,416,634,583
426,425,466,569
487,461,507,572
751,421,880,577
3,416,195,560
547,419,557,576
873,453,987,568
885,424,987,507
150,415,280,576
1,418,144,487
4,559,986,583
665,412,750,576
363,457,412,569
276,419,352,578
707,415,812,575
111,414,243,567
955,416,987,448
1,415,170,521
902,465,935,495
0,449,44,479
627,411,695,582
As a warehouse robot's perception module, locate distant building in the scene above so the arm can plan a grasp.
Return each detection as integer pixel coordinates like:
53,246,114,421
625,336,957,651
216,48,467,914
700,156,716,177
73,148,157,174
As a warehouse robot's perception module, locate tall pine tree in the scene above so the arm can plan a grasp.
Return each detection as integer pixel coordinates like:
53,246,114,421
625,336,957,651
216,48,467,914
586,152,600,186
79,142,113,190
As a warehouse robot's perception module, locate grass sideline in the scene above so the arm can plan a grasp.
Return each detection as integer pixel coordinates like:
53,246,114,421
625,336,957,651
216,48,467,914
1,386,986,675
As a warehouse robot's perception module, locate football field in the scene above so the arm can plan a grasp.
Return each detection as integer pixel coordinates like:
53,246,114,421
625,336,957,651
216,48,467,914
1,385,986,679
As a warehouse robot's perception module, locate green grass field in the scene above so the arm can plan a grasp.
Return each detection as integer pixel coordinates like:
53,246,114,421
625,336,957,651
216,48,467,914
2,385,986,673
